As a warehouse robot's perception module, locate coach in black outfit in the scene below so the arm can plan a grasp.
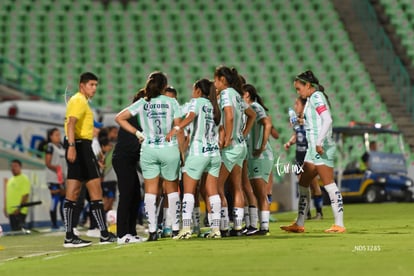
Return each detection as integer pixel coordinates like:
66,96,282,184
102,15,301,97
112,90,145,244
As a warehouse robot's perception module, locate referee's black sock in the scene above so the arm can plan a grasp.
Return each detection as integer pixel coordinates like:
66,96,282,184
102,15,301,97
63,199,76,239
90,200,109,237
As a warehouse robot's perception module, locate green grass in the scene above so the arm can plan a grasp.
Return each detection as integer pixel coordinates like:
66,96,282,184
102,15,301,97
1,203,414,276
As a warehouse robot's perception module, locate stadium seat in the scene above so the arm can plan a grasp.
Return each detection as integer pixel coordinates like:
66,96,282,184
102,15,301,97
0,0,403,158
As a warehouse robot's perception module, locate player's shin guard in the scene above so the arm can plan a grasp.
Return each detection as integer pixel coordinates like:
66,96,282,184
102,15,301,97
168,192,181,231
144,193,157,233
63,199,76,239
90,200,109,237
233,207,244,230
249,206,258,228
260,210,270,231
209,195,221,230
182,193,195,228
297,185,309,226
192,207,200,229
324,183,344,227
220,207,229,231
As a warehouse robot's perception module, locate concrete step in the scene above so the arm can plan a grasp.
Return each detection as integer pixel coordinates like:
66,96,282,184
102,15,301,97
333,0,414,151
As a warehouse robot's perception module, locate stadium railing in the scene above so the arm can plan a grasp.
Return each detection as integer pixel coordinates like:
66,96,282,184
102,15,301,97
353,0,414,120
0,56,43,99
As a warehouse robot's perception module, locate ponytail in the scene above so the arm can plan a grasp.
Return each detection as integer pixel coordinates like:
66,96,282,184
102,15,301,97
242,84,269,111
144,71,168,102
214,65,243,95
209,82,221,125
295,70,331,107
195,79,221,126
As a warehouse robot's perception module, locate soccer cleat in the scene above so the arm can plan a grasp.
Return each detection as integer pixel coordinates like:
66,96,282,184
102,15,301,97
206,230,221,239
63,236,92,248
229,229,243,237
117,234,144,245
148,231,158,241
256,229,270,236
173,229,192,240
86,228,101,238
220,229,230,237
161,227,172,238
324,225,346,233
280,223,305,233
171,230,179,238
245,226,259,236
99,232,117,244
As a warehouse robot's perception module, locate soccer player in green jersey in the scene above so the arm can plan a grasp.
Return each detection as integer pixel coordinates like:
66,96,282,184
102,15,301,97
167,79,223,239
281,70,345,233
242,84,274,235
214,66,256,236
116,72,183,241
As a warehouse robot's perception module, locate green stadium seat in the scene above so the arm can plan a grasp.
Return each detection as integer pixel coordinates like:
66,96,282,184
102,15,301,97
0,0,406,160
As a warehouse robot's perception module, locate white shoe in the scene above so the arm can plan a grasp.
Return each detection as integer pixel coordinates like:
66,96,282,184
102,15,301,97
172,228,192,240
117,234,144,245
86,228,101,238
73,228,81,236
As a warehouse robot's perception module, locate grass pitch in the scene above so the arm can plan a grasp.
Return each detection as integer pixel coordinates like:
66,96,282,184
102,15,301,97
0,203,413,276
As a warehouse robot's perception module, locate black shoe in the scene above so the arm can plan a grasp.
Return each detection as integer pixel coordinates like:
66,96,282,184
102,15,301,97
220,229,230,237
241,227,248,235
171,230,179,238
148,231,158,241
229,229,243,237
256,229,270,236
245,226,259,236
63,236,92,248
100,232,117,244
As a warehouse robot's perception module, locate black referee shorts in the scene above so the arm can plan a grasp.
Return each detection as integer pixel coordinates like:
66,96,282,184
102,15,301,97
65,139,101,182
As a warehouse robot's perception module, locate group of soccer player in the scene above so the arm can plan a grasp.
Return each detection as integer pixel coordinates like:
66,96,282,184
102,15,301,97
114,66,346,241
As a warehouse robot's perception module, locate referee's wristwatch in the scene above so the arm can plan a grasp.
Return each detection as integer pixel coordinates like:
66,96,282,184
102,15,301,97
68,142,76,147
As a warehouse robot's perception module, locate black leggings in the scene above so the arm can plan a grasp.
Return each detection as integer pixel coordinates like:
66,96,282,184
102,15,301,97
113,156,142,238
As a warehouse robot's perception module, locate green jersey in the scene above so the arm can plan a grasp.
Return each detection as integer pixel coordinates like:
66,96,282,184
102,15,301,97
187,97,220,156
247,102,274,160
219,87,248,147
304,91,334,147
127,95,182,148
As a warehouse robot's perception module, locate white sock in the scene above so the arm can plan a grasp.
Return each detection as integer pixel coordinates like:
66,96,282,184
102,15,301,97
233,207,244,230
260,210,270,231
192,207,200,229
324,183,344,227
168,192,181,231
182,193,195,228
243,206,250,228
296,185,309,226
220,207,229,230
144,193,157,233
209,195,221,229
249,206,258,228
